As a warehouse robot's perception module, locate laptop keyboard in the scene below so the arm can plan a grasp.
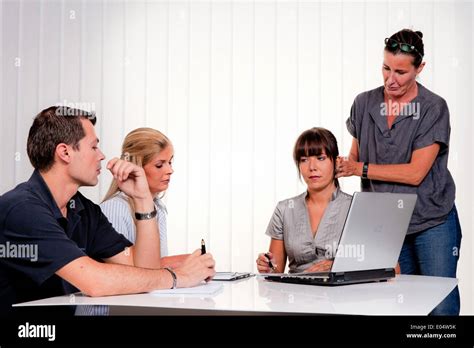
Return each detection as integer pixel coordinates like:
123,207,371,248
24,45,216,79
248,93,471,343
280,272,330,279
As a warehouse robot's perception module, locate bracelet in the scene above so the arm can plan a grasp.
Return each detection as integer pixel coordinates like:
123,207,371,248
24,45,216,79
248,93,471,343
362,162,369,179
162,267,177,289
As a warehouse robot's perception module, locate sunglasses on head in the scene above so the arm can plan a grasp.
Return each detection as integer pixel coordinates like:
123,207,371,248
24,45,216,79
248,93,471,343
385,38,423,60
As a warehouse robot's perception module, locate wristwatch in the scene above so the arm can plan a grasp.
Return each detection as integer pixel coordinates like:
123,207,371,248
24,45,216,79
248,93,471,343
362,162,369,179
134,207,157,220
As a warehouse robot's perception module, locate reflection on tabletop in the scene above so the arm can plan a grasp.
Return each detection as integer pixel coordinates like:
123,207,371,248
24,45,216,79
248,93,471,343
256,276,409,315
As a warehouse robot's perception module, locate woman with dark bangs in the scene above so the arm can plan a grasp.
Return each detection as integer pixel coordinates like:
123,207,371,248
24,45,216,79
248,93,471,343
256,127,352,274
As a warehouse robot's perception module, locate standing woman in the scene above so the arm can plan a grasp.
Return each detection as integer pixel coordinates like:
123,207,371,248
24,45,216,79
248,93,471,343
337,29,461,315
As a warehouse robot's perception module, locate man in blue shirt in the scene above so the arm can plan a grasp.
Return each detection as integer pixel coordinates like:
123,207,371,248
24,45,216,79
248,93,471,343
0,106,215,315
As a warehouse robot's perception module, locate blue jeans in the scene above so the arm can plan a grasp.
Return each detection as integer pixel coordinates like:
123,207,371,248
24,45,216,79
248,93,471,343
398,205,462,316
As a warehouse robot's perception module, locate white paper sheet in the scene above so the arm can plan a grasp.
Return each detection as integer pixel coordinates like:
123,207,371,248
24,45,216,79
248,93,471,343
149,282,223,295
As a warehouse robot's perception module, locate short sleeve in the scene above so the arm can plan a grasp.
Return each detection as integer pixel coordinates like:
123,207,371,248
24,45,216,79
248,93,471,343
346,97,360,139
413,100,450,151
265,203,285,240
2,202,86,285
100,197,136,243
87,205,133,259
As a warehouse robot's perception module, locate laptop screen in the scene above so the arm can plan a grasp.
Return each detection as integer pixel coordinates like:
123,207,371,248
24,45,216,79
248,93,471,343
330,192,416,273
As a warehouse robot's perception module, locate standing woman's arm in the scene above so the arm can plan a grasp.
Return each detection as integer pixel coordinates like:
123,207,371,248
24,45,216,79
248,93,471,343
348,137,359,162
337,142,439,186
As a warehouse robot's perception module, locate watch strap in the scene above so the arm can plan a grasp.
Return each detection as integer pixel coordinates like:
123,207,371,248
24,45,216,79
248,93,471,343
362,162,369,179
134,206,157,220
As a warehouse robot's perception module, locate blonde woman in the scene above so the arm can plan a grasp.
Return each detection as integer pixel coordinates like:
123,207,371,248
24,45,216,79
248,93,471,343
76,127,192,315
100,128,187,268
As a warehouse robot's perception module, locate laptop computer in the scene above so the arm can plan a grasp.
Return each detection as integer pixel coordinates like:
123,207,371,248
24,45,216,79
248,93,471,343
265,192,417,286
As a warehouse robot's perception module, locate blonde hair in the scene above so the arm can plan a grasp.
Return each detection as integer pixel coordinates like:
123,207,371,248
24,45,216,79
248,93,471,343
102,128,172,221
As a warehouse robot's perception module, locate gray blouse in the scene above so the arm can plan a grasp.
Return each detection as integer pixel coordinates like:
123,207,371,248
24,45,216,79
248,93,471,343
265,188,352,273
346,82,455,234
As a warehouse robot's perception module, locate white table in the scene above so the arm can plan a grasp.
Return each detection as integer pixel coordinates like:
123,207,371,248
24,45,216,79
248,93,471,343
14,274,457,315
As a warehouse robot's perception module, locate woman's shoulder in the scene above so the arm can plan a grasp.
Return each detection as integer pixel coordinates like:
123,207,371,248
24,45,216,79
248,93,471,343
332,190,353,219
100,192,130,210
417,83,448,107
336,189,353,201
331,189,353,211
353,85,384,104
275,192,307,210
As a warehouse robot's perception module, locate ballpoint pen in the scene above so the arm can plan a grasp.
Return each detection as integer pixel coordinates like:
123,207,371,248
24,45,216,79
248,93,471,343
201,239,206,255
265,253,277,272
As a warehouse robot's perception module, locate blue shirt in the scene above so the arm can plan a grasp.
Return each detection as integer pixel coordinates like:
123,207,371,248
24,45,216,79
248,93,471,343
75,193,169,316
0,170,132,314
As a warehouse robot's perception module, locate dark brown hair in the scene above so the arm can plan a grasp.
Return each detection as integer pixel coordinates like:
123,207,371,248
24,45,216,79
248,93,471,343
385,29,424,68
293,127,339,187
27,106,96,172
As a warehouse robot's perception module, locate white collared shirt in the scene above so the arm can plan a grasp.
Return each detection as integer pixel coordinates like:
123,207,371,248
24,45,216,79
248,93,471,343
100,192,168,256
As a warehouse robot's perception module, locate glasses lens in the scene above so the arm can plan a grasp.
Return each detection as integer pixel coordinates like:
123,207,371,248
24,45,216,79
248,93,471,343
400,43,413,53
385,38,398,49
385,38,422,59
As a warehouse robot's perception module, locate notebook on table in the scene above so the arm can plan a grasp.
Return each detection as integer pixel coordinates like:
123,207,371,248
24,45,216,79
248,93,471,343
265,192,417,286
213,272,254,281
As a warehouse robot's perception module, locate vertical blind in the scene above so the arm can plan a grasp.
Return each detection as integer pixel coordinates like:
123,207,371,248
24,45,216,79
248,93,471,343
1,0,472,313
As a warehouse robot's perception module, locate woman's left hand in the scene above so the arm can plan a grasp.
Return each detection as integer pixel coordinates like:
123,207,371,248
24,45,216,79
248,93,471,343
335,156,361,178
304,259,333,273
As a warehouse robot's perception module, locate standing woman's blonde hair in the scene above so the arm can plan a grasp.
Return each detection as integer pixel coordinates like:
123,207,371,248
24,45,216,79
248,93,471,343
102,127,171,220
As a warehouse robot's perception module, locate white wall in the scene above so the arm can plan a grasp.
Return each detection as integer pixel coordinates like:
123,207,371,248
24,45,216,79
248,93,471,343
1,0,472,313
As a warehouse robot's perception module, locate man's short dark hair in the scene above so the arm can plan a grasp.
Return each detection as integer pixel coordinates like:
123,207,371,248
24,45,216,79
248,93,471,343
27,106,97,172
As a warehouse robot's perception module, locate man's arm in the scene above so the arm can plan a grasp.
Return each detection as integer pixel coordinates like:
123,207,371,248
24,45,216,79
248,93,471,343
57,256,172,296
57,249,216,297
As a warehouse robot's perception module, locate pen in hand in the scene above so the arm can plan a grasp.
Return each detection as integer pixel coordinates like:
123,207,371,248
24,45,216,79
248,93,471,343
201,239,206,255
265,253,277,272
